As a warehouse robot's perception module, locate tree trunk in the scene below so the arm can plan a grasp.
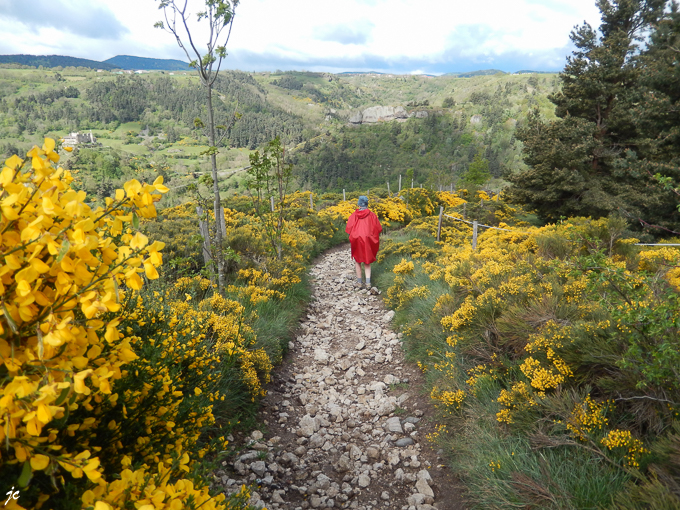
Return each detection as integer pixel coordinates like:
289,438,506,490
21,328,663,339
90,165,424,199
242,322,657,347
276,154,284,260
206,83,225,293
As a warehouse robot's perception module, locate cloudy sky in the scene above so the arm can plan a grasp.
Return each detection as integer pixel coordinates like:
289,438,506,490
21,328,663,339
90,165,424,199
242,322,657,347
0,0,602,74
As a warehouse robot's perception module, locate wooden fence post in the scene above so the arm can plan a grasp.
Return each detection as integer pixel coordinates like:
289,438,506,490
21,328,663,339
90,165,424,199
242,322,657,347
437,206,443,242
387,182,390,196
310,192,313,209
472,220,478,250
343,189,346,201
270,196,275,212
399,175,402,192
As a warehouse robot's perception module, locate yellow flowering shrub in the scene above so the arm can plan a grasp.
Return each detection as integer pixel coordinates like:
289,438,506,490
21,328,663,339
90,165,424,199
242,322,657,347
376,237,438,264
83,457,227,510
638,246,680,289
431,386,466,414
437,191,466,208
398,285,430,308
496,382,539,424
0,142,262,510
319,195,411,226
376,211,680,504
600,429,649,468
237,348,274,399
230,268,286,304
317,190,468,228
167,275,273,395
372,197,410,223
565,396,610,441
465,363,498,395
70,262,271,510
425,423,448,443
0,143,189,503
319,200,356,221
385,275,406,309
402,188,436,218
519,323,574,391
392,259,415,275
488,460,501,472
520,355,570,391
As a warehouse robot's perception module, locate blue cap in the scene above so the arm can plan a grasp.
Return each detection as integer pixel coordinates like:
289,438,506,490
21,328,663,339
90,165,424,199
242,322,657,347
358,196,368,207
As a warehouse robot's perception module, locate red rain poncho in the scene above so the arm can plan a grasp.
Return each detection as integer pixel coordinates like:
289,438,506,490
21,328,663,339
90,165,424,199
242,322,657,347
345,208,383,264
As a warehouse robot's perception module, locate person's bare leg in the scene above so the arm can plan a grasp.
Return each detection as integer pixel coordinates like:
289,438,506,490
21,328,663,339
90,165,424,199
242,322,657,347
355,260,363,283
365,263,372,287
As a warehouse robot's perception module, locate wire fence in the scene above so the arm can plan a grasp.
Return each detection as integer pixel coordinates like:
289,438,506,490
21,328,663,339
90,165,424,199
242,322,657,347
435,207,680,249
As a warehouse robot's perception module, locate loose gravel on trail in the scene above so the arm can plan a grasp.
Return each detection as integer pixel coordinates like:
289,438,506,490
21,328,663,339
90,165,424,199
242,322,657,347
215,245,465,510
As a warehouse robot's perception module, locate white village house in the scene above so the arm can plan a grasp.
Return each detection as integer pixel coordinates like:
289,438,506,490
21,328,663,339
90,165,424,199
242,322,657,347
62,131,97,147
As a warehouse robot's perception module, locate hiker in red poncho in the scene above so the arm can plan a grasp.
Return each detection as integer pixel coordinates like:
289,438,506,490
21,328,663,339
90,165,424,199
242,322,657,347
345,195,382,289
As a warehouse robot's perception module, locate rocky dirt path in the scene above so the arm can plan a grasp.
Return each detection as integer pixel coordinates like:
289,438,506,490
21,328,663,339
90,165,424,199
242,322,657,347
215,245,465,510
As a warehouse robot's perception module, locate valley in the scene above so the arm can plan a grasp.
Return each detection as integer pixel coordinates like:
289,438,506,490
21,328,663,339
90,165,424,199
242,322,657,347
0,66,558,203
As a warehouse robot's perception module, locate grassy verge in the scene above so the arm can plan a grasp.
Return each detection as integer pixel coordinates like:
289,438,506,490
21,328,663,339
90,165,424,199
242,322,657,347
251,274,311,356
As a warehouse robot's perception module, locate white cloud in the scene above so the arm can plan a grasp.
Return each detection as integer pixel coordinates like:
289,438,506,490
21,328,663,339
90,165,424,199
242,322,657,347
0,0,128,40
0,0,603,72
314,20,375,45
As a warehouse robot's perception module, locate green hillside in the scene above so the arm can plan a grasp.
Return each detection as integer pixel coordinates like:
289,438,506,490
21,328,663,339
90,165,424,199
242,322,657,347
252,71,558,191
0,66,558,203
0,54,120,70
0,53,193,71
104,55,191,70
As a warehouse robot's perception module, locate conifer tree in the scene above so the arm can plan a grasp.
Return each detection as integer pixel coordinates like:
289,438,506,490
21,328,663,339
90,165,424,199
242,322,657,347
462,150,490,186
507,0,666,226
628,2,680,231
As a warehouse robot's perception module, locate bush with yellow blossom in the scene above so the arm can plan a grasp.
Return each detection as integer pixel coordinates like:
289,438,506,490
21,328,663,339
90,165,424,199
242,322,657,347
0,141,263,509
373,206,680,508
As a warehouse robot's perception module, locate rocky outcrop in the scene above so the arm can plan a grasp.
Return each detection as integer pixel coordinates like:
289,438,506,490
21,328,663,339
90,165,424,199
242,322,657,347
409,111,429,119
470,114,483,125
349,106,408,124
363,106,408,123
214,248,455,510
349,111,364,124
325,108,339,122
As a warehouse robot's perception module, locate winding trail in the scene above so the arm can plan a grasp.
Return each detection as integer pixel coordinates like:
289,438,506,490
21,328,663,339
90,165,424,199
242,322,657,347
216,245,465,510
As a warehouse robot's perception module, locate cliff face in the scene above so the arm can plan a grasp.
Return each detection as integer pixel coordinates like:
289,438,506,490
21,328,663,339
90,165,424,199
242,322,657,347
349,105,408,124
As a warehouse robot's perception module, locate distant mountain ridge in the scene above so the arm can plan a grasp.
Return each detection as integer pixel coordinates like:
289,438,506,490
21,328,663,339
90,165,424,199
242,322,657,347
104,55,191,71
337,71,385,75
514,70,555,74
0,54,120,70
444,69,506,77
0,54,190,71
0,54,554,75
